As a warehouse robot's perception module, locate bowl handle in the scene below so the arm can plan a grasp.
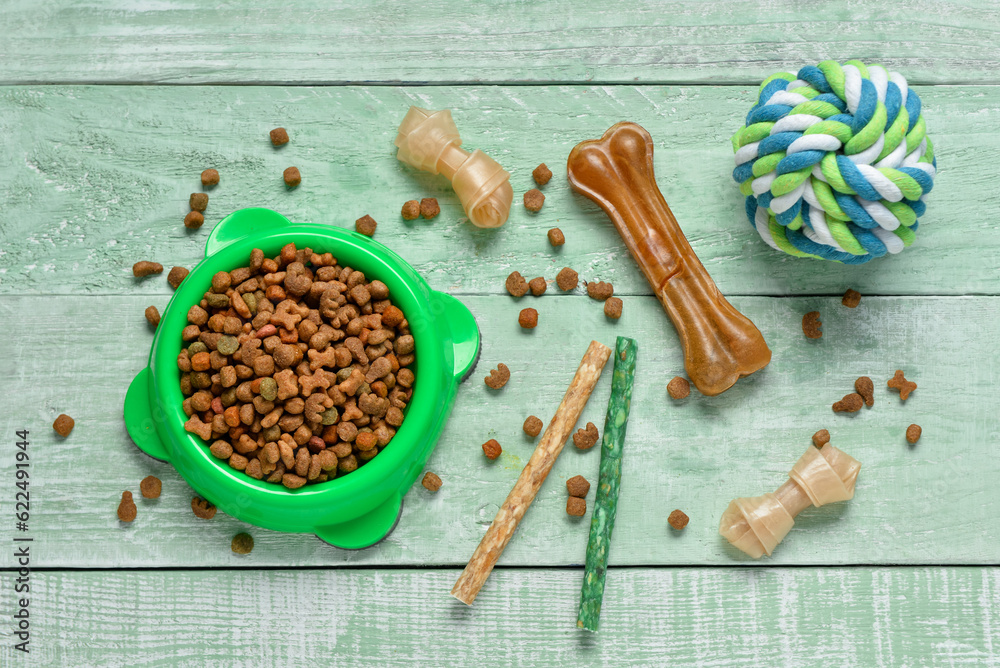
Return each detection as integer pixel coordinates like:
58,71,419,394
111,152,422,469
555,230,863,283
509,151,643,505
430,291,481,382
204,208,293,257
123,367,171,463
314,493,403,549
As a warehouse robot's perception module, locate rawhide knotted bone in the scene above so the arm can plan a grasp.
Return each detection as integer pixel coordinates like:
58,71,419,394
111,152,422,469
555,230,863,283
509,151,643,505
394,107,513,228
566,122,772,396
719,444,861,558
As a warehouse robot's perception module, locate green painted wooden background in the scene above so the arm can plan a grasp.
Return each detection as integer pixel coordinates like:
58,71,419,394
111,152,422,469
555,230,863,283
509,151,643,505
0,1,998,666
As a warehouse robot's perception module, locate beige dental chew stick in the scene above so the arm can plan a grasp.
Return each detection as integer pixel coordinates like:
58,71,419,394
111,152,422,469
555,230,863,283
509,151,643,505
719,443,861,558
452,340,613,605
394,107,514,228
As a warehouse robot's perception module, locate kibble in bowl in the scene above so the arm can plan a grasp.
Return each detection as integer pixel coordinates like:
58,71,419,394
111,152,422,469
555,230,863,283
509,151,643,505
124,208,480,548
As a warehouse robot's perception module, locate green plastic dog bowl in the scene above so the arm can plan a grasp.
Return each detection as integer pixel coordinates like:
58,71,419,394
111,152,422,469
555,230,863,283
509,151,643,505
124,208,479,548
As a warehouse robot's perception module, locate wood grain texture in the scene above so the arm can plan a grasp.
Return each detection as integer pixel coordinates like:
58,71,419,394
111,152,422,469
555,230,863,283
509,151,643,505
1,85,997,298
2,567,997,667
2,293,996,568
2,1,1000,85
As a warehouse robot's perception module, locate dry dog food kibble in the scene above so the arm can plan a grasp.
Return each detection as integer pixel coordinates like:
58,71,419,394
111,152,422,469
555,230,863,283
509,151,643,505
906,424,922,444
270,128,289,146
283,167,301,187
523,415,543,438
420,198,440,219
482,439,502,460
667,376,690,400
523,188,545,212
604,297,623,319
842,289,862,308
178,243,416,488
547,228,565,246
201,169,220,187
191,497,217,519
566,496,587,517
184,211,205,229
586,281,613,301
888,370,917,401
518,308,538,329
168,266,189,289
52,414,75,437
812,429,830,448
556,267,578,291
506,271,528,298
833,393,864,413
190,193,209,212
133,261,164,278
668,509,689,530
802,311,822,339
855,376,875,407
144,306,160,328
533,163,553,186
573,422,599,450
118,491,137,522
231,532,254,554
484,363,510,390
401,200,420,220
355,214,377,237
566,475,590,498
421,471,443,492
528,277,547,296
140,475,162,499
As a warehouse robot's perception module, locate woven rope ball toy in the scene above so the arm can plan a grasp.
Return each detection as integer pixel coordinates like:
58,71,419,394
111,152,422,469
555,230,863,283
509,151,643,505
732,60,936,264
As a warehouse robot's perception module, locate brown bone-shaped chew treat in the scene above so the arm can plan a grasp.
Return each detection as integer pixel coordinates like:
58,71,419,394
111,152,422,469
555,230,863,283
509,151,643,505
567,123,771,395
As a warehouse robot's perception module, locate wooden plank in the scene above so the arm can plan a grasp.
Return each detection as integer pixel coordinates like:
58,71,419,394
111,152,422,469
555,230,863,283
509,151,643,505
1,293,995,568
4,567,998,666
0,84,993,298
2,1,1000,85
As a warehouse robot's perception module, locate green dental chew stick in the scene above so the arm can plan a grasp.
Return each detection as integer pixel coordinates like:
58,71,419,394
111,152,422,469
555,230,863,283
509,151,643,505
577,336,637,632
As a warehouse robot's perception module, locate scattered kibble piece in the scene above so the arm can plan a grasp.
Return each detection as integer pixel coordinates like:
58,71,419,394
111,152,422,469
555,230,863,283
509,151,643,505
528,277,547,296
586,281,613,301
231,533,254,555
52,414,75,437
855,376,875,407
190,193,209,212
802,311,822,339
604,297,623,319
133,261,163,278
421,472,443,492
567,496,587,517
283,167,301,187
401,200,420,220
167,266,189,289
484,363,510,390
355,214,377,236
841,289,861,308
566,475,590,498
812,429,830,448
518,308,538,329
117,491,137,522
144,306,160,328
201,169,220,187
547,228,565,246
270,127,289,146
533,163,553,186
833,393,864,413
523,188,545,212
140,475,162,499
667,509,689,530
523,415,543,438
184,211,205,229
556,267,579,291
888,370,917,401
906,424,922,444
667,376,690,400
482,439,502,460
505,271,528,298
573,422,599,450
191,497,217,519
420,198,440,219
